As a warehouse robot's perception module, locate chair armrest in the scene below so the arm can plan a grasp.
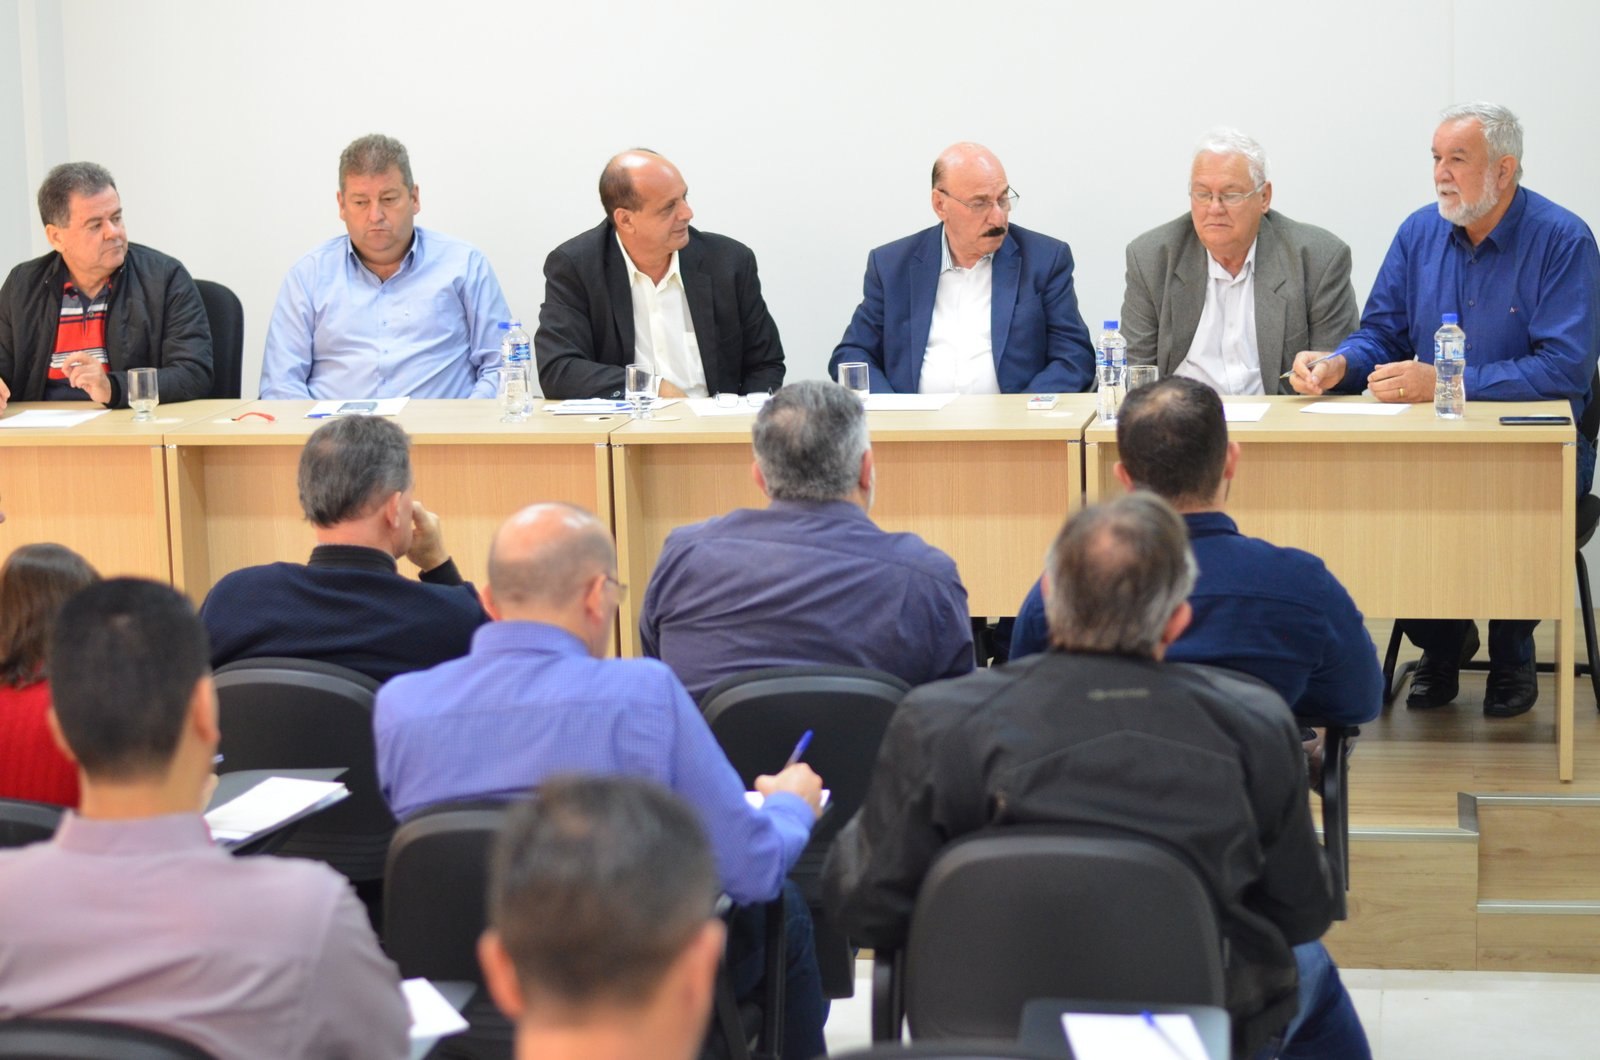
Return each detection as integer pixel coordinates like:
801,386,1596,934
870,948,905,1042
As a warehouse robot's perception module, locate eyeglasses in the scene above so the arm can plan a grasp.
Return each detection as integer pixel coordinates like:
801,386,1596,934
1190,184,1264,207
937,187,1020,214
604,574,629,602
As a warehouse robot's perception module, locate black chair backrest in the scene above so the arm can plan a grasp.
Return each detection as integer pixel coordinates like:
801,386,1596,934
0,1018,214,1059
194,279,243,400
700,665,909,856
832,1047,1062,1060
382,801,508,983
212,657,393,881
903,830,1226,1040
0,798,64,849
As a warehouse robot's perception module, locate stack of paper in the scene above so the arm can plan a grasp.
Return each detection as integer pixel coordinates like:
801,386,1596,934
204,776,349,845
546,398,679,415
404,978,470,1041
863,393,955,412
0,409,109,429
1063,1012,1208,1059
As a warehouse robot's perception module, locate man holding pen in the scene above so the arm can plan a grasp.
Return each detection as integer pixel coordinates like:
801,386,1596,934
1290,102,1600,718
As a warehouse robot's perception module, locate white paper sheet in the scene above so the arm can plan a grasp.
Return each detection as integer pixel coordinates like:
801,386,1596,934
862,393,955,412
1300,402,1410,416
305,398,409,418
686,398,762,417
203,777,348,843
546,398,680,415
0,409,109,429
1222,402,1271,423
1062,1012,1207,1060
404,978,471,1040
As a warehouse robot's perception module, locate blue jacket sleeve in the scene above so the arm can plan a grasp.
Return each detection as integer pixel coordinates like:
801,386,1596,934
830,249,898,394
1008,579,1050,660
1297,568,1383,725
1023,241,1095,393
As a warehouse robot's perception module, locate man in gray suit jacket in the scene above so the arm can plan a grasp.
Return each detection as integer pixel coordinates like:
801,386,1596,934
1123,129,1359,394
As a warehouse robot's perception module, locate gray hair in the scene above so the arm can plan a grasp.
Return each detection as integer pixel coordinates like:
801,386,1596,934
1440,102,1523,183
1044,493,1198,657
1192,127,1269,189
339,133,413,191
488,503,616,608
37,162,116,227
296,417,413,527
752,381,870,502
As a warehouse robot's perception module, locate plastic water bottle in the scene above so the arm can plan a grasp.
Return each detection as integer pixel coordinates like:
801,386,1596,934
1433,313,1466,420
499,320,532,422
1097,320,1127,423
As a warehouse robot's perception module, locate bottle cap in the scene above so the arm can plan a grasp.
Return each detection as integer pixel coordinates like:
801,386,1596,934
1441,313,1459,325
499,320,523,329
1103,320,1119,330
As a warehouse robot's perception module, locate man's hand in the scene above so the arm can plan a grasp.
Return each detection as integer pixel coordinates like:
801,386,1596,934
405,500,449,572
754,763,825,819
62,356,112,405
657,379,687,399
1367,360,1436,403
1289,351,1347,396
0,375,10,411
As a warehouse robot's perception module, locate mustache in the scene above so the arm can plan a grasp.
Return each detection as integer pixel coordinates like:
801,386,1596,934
983,226,1007,238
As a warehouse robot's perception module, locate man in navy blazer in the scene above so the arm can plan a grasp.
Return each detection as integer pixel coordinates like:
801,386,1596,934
829,142,1094,395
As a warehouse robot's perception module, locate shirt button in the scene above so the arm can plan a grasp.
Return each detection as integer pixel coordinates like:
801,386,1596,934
1468,300,1475,307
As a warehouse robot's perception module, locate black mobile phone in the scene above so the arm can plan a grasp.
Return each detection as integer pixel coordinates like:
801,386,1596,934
336,401,379,415
1498,415,1571,426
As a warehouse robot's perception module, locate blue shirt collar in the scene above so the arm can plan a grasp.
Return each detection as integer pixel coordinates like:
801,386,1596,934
765,497,872,523
471,620,591,658
1182,510,1239,538
344,226,422,281
1450,186,1527,254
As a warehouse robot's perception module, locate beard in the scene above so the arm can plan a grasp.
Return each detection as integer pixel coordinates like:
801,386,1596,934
1437,167,1502,227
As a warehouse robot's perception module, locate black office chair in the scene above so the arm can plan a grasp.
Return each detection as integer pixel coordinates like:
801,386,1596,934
1298,717,1357,922
1384,375,1600,707
870,830,1231,1047
384,800,510,1060
194,279,243,400
700,665,911,998
0,797,64,849
212,657,394,883
0,1018,214,1059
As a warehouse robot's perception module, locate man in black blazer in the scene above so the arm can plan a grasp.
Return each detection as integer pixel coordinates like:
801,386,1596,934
535,150,785,400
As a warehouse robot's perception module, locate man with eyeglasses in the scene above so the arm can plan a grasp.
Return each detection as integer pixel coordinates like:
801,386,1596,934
829,142,1094,395
1122,128,1359,395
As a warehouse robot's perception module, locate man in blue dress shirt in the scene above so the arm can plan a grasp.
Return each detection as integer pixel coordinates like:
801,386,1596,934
375,501,829,1059
1291,102,1600,718
1010,376,1382,730
641,379,974,702
260,134,514,400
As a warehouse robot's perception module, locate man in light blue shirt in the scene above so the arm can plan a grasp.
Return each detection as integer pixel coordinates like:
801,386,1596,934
260,134,513,399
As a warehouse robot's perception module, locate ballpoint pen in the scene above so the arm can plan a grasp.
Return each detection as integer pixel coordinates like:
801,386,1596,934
1278,351,1341,380
784,730,813,768
1141,1010,1198,1059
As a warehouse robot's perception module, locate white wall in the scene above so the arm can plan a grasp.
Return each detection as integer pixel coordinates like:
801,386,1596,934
9,0,1600,395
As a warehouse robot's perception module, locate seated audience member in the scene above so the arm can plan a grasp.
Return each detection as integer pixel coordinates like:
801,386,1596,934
1292,102,1600,718
0,162,212,411
1010,376,1380,728
261,133,513,399
640,379,974,701
200,416,485,682
828,141,1094,395
0,544,97,806
376,502,829,1059
825,493,1370,1059
1122,128,1359,393
0,578,407,1058
535,149,785,400
479,776,724,1060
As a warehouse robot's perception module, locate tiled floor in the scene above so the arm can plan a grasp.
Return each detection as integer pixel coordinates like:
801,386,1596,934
823,963,1600,1058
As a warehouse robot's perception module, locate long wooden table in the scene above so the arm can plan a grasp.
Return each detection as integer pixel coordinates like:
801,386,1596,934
0,400,246,581
1084,395,1579,779
609,394,1097,656
161,400,617,597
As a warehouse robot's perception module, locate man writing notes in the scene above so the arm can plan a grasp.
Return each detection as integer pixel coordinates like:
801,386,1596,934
536,149,785,400
261,134,513,399
1290,102,1600,718
1122,128,1359,393
828,141,1094,395
0,162,212,410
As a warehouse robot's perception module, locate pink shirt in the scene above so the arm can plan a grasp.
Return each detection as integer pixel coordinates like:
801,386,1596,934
0,812,408,1059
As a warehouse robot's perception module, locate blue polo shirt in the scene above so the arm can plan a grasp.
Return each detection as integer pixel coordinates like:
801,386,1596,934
1010,511,1381,726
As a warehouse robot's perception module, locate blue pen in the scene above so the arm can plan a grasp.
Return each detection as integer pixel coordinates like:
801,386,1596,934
1279,351,1341,380
1141,1010,1195,1059
784,730,813,768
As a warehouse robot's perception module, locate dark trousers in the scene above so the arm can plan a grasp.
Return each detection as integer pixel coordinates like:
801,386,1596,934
727,879,828,1058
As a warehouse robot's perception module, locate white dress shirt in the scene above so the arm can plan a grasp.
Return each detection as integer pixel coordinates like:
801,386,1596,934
919,228,1001,395
1176,239,1263,395
618,234,708,397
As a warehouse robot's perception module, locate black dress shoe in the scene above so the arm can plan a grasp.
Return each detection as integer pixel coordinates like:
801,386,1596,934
1484,656,1539,718
1406,622,1482,709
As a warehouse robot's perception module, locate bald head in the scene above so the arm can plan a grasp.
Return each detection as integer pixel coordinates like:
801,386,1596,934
488,503,617,612
599,149,666,217
930,142,1012,268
